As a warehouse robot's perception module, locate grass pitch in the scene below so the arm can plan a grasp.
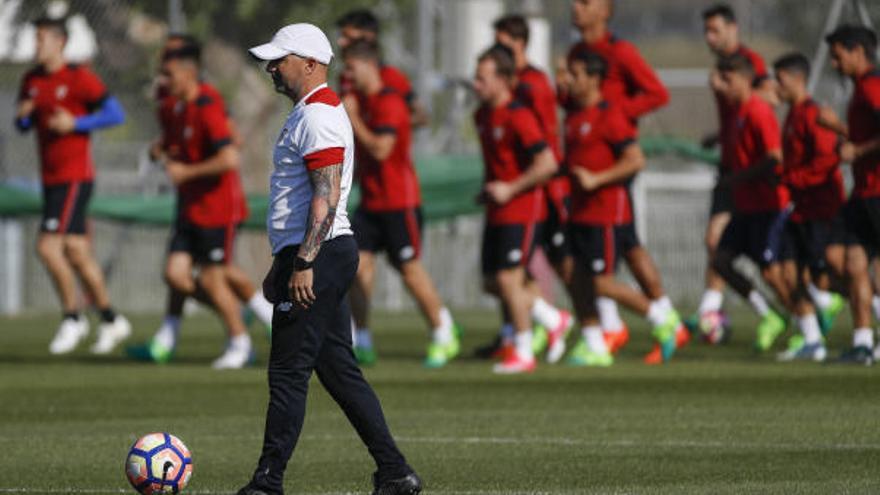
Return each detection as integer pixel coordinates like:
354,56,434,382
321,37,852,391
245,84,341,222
0,308,878,494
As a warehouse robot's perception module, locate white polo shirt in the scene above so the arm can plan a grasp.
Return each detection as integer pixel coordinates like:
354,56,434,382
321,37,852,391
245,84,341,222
267,83,354,254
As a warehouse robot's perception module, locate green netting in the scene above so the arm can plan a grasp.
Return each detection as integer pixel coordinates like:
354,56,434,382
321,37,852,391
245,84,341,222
0,137,718,228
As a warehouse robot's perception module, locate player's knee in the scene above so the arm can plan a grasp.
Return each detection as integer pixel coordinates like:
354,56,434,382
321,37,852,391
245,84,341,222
165,268,194,294
36,236,63,263
63,239,91,269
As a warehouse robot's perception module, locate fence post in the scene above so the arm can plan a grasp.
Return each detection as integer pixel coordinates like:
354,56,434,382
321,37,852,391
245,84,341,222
1,220,23,315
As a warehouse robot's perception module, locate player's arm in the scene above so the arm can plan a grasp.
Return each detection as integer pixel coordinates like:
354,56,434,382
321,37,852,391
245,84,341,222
571,142,645,192
409,99,430,128
618,43,670,119
727,149,783,185
483,147,557,206
841,84,880,162
816,105,848,137
14,99,35,132
787,115,842,189
164,143,239,185
343,94,396,161
69,95,126,132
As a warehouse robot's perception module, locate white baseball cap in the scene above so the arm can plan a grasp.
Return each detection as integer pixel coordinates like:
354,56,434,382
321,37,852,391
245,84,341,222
249,23,334,64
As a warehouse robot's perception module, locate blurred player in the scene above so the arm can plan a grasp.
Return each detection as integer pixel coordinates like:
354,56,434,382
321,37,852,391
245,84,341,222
152,43,257,369
711,53,791,352
335,9,429,127
560,0,679,360
696,4,793,341
825,25,880,365
564,51,683,366
484,14,573,363
473,44,565,374
15,16,131,355
128,34,273,364
341,40,461,368
773,53,846,362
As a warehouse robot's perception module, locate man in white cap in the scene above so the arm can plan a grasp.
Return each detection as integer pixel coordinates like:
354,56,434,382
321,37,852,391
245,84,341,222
237,23,421,495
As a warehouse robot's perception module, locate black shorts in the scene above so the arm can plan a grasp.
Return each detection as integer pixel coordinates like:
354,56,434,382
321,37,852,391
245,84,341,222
719,210,792,267
352,207,423,266
843,197,880,258
168,220,237,264
785,217,846,273
541,196,572,264
41,181,93,234
569,223,640,275
709,177,734,216
481,222,542,275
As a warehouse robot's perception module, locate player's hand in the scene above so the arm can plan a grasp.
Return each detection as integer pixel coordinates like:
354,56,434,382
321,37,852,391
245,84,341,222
288,268,315,308
16,99,35,119
342,94,359,117
164,160,191,186
839,141,858,163
572,167,600,191
149,140,166,163
47,107,76,134
484,181,515,205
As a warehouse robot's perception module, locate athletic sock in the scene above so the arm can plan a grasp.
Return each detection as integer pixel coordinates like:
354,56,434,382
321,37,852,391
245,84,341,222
230,332,252,351
154,315,181,350
514,329,534,360
247,291,274,326
698,289,724,314
99,307,117,324
499,323,515,346
646,300,669,327
531,297,562,330
582,325,609,354
798,314,822,345
597,296,624,332
748,290,771,317
63,311,80,322
657,295,673,313
853,327,874,349
807,283,833,309
355,327,373,349
433,307,455,345
872,295,880,322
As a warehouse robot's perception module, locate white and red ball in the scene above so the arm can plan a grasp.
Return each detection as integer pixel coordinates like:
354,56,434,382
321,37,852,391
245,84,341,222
699,310,731,345
126,433,193,494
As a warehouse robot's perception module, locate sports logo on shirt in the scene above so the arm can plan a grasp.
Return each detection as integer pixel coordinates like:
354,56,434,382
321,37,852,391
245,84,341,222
579,123,592,136
55,85,68,100
184,126,193,140
493,127,505,141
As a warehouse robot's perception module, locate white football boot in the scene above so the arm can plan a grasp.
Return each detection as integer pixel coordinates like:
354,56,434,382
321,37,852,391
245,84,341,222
91,315,133,354
49,317,89,355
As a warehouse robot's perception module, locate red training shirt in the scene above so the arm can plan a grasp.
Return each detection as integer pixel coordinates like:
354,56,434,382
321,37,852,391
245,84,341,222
340,64,414,106
725,93,789,213
566,101,637,225
782,98,844,222
716,45,769,171
474,99,548,225
18,64,108,185
848,69,880,199
355,87,420,211
158,83,248,227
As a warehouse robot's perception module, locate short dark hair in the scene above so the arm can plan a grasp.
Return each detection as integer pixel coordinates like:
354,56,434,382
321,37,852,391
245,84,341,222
493,14,529,44
163,42,202,65
773,52,810,78
342,39,380,63
825,25,878,59
570,50,608,80
33,16,68,39
336,9,379,34
717,52,755,78
702,4,736,24
166,33,199,48
478,43,516,79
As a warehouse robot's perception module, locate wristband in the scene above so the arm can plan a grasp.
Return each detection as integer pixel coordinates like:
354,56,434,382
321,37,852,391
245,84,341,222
294,257,314,271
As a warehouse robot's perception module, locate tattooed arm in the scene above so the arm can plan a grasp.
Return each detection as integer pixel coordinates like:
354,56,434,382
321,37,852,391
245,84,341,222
289,163,342,307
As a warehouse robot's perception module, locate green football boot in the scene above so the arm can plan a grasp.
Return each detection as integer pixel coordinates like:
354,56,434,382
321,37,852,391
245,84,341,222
566,338,614,367
755,310,787,352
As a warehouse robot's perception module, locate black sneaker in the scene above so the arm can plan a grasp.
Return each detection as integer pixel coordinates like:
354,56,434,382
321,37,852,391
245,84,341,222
836,346,874,366
235,483,275,495
372,472,422,495
473,335,503,359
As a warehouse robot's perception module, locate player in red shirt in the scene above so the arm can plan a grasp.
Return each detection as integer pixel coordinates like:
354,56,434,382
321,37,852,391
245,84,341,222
696,5,817,345
487,14,574,364
711,53,793,352
564,50,684,366
340,41,461,369
127,35,273,365
473,45,566,374
15,17,131,355
774,53,846,362
826,26,880,364
335,9,428,127
151,43,258,369
558,0,677,358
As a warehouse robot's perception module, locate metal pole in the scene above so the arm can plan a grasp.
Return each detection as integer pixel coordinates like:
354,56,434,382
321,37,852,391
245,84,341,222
168,0,186,33
415,0,435,154
808,0,846,94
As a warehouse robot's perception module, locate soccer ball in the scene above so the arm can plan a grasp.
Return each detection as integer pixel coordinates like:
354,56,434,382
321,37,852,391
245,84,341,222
126,432,193,494
699,310,731,345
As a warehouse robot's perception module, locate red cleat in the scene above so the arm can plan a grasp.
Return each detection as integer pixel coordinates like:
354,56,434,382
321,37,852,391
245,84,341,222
491,342,515,361
603,325,630,354
643,324,690,365
492,352,537,374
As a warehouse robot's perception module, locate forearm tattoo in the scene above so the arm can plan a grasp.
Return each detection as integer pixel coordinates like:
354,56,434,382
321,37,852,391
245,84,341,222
298,163,342,261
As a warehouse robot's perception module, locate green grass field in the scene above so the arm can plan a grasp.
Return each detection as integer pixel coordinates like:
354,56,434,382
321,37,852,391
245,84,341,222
1,308,879,494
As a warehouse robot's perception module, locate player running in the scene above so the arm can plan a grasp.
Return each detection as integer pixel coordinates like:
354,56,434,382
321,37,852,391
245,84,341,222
559,0,679,360
564,50,683,367
15,16,131,355
711,53,793,352
473,44,567,374
773,53,846,362
825,25,880,365
151,43,257,369
127,34,273,364
341,40,461,368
